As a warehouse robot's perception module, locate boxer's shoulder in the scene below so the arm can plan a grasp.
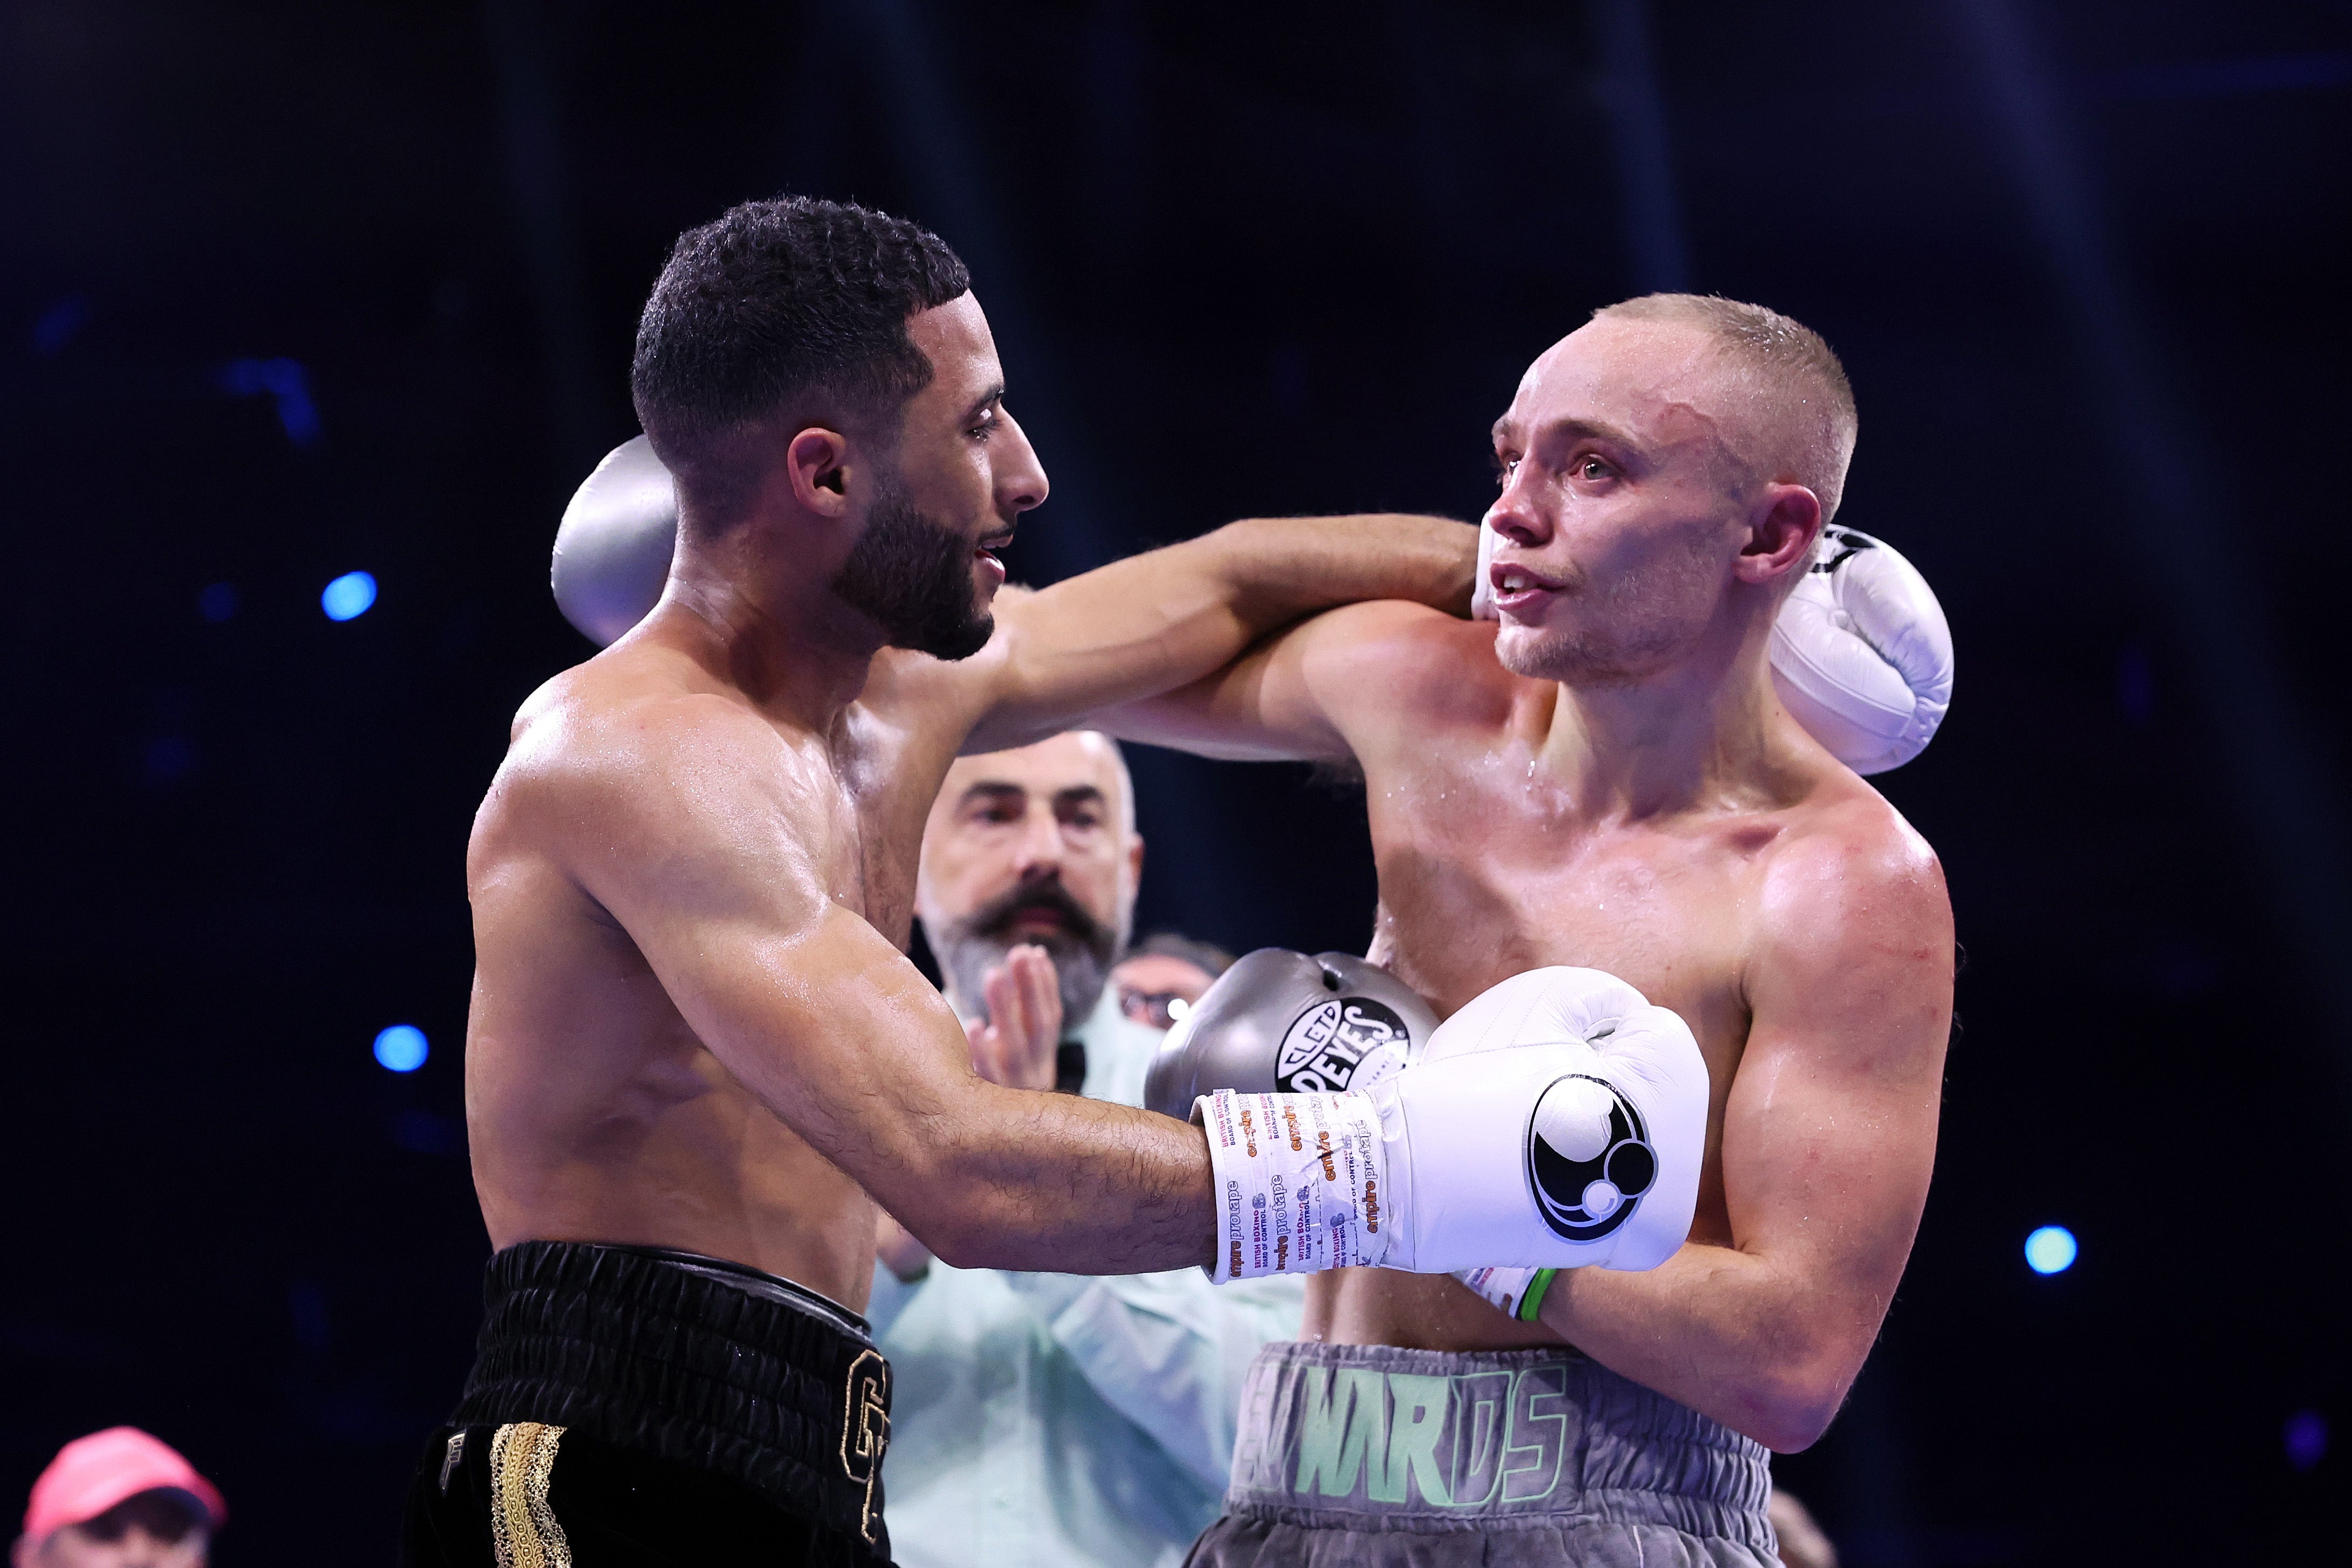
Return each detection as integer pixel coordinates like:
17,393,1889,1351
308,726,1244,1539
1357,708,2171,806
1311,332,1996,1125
510,677,788,790
483,645,832,865
1769,770,1940,881
1744,780,1952,996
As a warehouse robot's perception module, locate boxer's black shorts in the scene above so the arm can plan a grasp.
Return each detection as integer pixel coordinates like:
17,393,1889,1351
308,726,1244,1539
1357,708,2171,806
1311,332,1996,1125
400,1241,893,1566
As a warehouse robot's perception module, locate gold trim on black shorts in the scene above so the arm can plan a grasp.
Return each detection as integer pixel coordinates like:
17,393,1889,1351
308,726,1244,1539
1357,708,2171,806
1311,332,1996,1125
489,1422,571,1568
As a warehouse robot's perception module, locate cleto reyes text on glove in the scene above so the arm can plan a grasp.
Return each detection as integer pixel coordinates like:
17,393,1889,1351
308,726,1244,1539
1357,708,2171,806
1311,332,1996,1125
1144,948,1441,1121
1189,964,1709,1284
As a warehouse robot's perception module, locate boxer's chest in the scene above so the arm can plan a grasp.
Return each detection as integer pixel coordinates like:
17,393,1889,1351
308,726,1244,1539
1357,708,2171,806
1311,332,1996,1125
1364,758,1774,1076
813,706,957,949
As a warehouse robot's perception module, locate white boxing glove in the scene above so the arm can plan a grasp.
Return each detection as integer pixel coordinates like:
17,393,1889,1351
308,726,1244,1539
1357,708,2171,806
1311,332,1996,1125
1197,967,1706,1282
1468,508,1504,622
551,435,680,646
1381,966,1705,1272
1472,518,1955,774
1769,525,1953,775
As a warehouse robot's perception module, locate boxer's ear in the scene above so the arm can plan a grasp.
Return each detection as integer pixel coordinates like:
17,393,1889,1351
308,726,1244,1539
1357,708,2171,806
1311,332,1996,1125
1735,484,1822,586
784,427,852,518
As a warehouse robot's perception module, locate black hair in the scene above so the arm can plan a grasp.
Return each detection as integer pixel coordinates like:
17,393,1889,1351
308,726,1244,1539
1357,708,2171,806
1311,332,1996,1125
631,196,970,522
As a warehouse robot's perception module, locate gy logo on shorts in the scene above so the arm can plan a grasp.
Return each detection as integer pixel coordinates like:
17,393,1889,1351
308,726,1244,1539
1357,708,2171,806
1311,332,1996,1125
840,1348,892,1546
1525,1074,1657,1242
1278,997,1413,1094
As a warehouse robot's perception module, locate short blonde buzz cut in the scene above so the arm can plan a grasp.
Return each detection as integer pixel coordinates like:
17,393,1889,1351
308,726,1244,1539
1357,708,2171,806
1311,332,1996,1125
1593,293,1859,525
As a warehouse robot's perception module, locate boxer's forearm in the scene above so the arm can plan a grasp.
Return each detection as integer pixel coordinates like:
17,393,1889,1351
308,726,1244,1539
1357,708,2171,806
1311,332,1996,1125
1201,512,1478,626
970,514,1473,751
886,1086,1219,1276
1535,1245,1878,1453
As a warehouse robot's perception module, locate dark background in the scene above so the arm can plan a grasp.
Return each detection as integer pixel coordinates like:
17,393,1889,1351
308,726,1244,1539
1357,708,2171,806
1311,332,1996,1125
5,1,2347,1560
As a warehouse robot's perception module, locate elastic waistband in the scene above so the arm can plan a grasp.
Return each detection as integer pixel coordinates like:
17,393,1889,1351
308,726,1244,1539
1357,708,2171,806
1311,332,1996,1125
595,1242,873,1336
450,1241,892,1558
1225,1341,1770,1543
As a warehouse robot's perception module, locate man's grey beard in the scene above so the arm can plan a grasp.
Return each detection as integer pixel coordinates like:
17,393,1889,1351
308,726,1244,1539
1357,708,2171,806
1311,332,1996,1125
930,877,1127,1026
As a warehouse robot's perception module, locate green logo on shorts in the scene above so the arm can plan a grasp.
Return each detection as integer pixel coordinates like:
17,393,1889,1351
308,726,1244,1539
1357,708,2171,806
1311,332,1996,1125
1287,1364,1569,1510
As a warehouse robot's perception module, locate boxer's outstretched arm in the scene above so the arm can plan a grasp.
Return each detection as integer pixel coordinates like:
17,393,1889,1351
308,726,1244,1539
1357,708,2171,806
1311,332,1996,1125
550,695,1216,1275
959,515,1473,754
1103,597,1459,762
1533,814,1954,1452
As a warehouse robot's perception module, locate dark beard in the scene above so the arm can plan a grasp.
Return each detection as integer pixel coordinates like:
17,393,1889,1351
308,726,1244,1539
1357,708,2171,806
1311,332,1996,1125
830,482,995,661
933,875,1124,1026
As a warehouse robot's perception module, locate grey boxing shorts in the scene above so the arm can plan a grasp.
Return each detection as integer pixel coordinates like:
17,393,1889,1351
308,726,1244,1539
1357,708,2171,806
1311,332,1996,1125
1185,1341,1776,1567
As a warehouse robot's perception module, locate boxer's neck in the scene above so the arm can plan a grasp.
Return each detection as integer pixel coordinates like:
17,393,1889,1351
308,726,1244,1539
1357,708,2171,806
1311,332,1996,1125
661,539,883,729
1535,615,1798,819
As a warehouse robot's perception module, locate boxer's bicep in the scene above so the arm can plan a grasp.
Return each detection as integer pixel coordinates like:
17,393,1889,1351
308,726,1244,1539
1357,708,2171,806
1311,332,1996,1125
1725,826,1953,1340
655,904,983,1173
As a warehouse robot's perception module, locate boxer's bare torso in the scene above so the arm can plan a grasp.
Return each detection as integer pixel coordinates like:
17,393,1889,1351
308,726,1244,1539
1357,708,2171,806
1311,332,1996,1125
1127,305,1954,1448
1302,608,1943,1357
467,633,972,1308
1137,600,1950,1445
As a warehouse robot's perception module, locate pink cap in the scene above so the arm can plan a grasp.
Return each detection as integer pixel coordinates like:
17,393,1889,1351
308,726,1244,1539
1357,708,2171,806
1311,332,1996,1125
22,1428,225,1543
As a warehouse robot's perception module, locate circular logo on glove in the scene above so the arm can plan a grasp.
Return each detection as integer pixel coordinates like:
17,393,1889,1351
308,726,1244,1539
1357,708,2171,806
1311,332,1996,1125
1277,997,1412,1095
1524,1074,1657,1242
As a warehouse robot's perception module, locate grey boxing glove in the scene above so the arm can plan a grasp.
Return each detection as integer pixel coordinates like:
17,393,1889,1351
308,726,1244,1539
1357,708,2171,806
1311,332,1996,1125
551,436,679,646
1143,949,1440,1121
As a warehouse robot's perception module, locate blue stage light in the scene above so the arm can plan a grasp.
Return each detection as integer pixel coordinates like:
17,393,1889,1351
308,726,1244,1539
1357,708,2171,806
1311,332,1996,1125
2285,1410,2328,1474
374,1024,428,1072
199,582,239,622
218,356,320,444
33,295,91,357
2024,1225,2077,1275
322,571,377,621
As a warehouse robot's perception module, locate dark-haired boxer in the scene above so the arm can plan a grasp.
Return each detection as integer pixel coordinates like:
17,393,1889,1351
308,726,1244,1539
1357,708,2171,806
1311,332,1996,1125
1129,295,1957,1566
407,198,1712,1566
